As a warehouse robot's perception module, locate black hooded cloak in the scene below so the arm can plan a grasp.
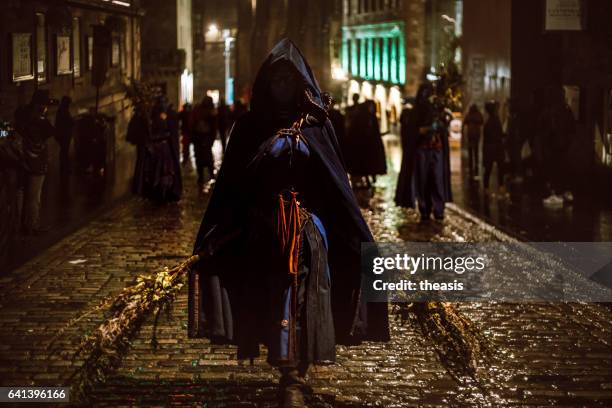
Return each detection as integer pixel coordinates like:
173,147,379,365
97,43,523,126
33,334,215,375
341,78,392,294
344,101,387,177
394,105,419,208
131,101,183,203
188,39,389,362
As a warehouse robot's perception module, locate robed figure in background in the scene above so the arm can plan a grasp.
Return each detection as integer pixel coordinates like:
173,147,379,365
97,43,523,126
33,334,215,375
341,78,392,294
412,82,453,221
190,96,218,185
130,97,182,203
344,96,387,187
187,39,389,407
394,97,419,208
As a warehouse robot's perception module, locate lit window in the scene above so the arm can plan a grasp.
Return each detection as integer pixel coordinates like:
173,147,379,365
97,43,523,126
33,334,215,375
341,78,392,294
36,13,46,83
73,17,81,77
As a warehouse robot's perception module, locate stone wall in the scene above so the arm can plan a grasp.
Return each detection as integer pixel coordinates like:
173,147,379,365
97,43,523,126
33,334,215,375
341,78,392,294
0,0,142,162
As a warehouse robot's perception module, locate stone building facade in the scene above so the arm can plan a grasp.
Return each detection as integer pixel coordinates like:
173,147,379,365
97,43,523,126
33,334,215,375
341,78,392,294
0,0,142,141
0,0,143,188
232,0,341,105
140,0,193,109
340,0,461,132
188,0,341,107
0,0,143,269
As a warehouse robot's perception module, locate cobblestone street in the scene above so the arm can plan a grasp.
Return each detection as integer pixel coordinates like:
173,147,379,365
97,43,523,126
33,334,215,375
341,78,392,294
1,154,612,407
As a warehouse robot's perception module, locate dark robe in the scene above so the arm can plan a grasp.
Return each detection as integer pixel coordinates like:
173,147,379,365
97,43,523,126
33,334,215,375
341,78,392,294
188,39,389,363
343,103,364,174
328,107,347,167
415,100,453,204
395,107,419,208
131,108,182,203
344,102,387,176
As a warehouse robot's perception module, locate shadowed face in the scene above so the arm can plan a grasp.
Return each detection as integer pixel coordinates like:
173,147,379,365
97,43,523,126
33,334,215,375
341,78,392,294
269,63,299,105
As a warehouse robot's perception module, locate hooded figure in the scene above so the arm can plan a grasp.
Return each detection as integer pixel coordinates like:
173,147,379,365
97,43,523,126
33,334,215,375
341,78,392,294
188,39,389,406
344,96,387,186
394,97,419,208
131,96,183,203
411,82,453,220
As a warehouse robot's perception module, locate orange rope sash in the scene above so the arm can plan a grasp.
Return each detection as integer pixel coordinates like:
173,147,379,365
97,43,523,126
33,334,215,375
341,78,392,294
277,191,301,275
275,116,308,362
277,191,302,362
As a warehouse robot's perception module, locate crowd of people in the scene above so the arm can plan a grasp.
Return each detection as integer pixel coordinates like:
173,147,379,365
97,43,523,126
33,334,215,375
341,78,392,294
127,93,248,203
460,85,577,207
1,77,576,260
0,90,75,238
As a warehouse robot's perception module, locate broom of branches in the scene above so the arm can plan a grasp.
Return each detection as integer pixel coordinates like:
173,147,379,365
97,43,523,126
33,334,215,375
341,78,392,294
62,259,490,403
62,259,490,404
66,254,200,403
395,302,491,382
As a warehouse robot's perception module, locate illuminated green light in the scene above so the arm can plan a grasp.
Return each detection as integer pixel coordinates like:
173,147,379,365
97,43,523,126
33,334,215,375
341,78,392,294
342,22,405,83
382,37,389,81
351,39,359,77
398,35,406,84
367,38,374,79
374,38,380,81
360,39,366,78
390,36,398,84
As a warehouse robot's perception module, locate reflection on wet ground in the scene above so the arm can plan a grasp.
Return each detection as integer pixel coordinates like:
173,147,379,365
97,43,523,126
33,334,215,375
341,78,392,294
2,147,137,273
450,146,612,242
384,133,612,242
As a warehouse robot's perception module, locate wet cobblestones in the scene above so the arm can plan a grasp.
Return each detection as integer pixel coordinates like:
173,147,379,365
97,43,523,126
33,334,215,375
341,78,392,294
1,160,612,407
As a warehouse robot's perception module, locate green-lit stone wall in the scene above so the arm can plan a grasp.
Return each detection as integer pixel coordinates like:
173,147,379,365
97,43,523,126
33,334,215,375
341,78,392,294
341,22,406,85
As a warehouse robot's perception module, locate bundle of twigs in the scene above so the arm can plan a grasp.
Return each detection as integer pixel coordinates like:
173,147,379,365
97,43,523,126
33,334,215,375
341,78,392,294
396,302,490,382
68,254,200,403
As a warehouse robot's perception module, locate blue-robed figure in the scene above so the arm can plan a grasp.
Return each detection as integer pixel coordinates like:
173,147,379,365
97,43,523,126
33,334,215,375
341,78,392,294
187,39,389,407
395,83,452,220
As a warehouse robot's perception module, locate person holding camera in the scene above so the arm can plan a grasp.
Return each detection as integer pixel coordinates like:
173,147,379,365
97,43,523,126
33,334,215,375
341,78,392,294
14,90,56,235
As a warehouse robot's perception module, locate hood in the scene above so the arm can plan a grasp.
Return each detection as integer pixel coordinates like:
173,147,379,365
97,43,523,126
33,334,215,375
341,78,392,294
250,38,324,115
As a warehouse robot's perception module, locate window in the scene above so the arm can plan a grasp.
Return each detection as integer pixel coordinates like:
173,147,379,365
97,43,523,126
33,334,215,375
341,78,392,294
382,37,389,82
359,38,367,78
390,36,398,83
86,36,93,70
36,13,46,83
111,37,120,67
72,17,81,77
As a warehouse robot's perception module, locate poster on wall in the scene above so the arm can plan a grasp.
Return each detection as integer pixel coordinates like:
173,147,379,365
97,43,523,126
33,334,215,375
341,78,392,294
12,33,34,82
545,0,584,31
56,35,72,75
